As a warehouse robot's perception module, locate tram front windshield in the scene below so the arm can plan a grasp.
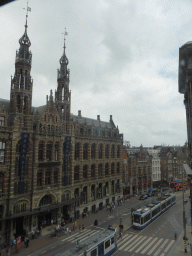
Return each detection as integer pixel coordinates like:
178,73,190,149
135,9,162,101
133,214,141,223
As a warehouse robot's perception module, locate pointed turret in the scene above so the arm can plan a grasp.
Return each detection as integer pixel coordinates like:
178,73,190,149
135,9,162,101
10,7,33,119
55,30,71,133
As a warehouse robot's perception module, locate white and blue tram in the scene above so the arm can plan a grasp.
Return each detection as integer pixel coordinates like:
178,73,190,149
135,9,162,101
58,227,117,256
133,193,176,229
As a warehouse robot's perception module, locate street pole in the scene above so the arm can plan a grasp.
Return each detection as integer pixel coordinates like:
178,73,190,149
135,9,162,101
182,171,187,253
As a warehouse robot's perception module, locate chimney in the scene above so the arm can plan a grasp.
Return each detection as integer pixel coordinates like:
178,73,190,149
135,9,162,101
110,115,112,122
97,115,100,121
78,110,81,117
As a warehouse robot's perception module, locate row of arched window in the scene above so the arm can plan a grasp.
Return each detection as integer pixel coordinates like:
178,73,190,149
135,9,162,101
75,126,118,138
75,143,121,160
14,202,27,214
38,142,60,161
74,163,120,181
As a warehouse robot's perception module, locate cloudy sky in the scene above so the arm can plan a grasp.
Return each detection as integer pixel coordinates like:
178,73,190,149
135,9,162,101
0,0,191,147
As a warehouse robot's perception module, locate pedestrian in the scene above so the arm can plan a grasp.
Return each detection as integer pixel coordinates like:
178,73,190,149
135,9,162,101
32,229,34,239
24,236,27,247
51,219,53,226
69,227,71,235
67,227,69,236
82,224,84,232
7,248,11,256
79,225,81,233
73,222,75,231
120,232,123,240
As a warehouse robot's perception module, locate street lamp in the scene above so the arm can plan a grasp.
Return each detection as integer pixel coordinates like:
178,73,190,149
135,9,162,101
181,171,187,253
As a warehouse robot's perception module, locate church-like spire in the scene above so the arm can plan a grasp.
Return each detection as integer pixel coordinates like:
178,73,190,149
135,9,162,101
16,3,32,64
58,28,69,79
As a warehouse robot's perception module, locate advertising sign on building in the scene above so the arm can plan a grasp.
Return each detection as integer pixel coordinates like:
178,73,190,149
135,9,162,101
16,237,21,250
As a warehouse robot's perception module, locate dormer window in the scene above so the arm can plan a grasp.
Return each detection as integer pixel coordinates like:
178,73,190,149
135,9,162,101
0,117,4,127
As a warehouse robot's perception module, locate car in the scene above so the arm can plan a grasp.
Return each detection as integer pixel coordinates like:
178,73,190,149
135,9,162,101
139,195,148,200
147,193,152,197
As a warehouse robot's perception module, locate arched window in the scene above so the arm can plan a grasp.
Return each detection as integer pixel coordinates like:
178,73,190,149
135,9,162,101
74,166,79,181
83,143,88,160
0,117,5,127
117,145,120,158
23,96,28,111
54,169,58,184
39,195,52,207
105,163,109,176
105,144,109,159
75,143,80,160
46,143,52,161
98,144,102,159
0,141,5,164
98,164,102,177
16,140,21,152
37,171,42,186
117,162,120,173
55,143,59,161
45,171,51,185
91,144,96,159
14,182,18,195
111,145,115,158
38,142,44,161
91,164,95,178
83,165,87,179
111,163,114,174
17,95,21,112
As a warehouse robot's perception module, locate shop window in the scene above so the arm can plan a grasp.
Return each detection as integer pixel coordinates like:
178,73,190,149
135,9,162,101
0,117,4,126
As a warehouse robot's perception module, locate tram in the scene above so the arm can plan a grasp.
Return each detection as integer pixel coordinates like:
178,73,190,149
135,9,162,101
58,227,117,256
133,193,176,229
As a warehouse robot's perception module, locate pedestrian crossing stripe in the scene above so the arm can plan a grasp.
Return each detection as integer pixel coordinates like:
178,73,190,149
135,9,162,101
117,234,174,256
61,229,175,256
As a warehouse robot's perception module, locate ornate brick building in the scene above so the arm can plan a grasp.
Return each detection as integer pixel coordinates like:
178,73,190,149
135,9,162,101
0,17,123,242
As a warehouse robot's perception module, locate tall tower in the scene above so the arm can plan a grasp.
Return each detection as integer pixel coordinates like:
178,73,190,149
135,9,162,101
55,33,71,133
10,11,33,117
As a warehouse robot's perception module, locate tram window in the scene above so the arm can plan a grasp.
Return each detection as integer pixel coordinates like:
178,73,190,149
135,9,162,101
167,200,171,205
105,240,110,249
134,214,140,223
152,206,160,217
99,244,104,255
91,248,97,256
111,237,114,244
144,213,150,223
162,203,166,209
141,217,144,224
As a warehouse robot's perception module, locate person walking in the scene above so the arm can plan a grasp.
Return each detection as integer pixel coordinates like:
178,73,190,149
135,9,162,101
69,227,71,235
120,232,123,240
51,219,53,226
67,227,69,236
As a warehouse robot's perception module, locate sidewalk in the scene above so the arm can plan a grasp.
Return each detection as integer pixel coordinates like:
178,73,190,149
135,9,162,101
168,222,192,256
0,199,132,256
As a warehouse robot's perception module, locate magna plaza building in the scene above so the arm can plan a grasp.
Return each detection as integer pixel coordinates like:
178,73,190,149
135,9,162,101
0,19,123,242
